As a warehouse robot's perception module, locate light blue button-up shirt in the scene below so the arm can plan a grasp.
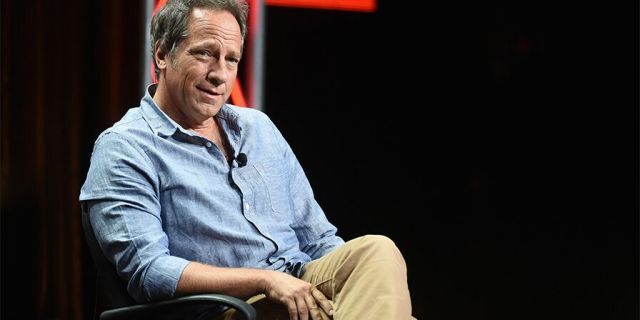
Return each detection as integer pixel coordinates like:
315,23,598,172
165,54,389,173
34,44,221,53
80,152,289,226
80,85,344,302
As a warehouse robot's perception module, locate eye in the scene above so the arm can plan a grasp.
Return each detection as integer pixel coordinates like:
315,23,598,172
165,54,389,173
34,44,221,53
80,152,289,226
197,50,211,57
226,57,240,67
191,48,212,58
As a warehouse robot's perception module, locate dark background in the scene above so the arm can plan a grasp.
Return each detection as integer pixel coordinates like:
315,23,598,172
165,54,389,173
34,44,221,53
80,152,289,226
1,1,637,319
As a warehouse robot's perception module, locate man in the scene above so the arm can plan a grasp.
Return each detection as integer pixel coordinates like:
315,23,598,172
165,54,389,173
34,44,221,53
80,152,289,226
80,0,414,319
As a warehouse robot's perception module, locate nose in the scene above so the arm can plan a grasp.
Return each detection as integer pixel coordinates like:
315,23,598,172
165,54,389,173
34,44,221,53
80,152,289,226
206,60,229,86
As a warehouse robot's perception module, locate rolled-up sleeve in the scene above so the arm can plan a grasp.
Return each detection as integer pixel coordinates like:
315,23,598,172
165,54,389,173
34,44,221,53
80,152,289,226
80,132,189,302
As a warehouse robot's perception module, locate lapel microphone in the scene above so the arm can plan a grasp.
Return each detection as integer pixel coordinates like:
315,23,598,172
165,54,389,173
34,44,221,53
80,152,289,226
236,153,247,167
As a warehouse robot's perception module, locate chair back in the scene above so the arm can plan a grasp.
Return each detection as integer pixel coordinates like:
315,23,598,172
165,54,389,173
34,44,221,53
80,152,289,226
81,205,136,318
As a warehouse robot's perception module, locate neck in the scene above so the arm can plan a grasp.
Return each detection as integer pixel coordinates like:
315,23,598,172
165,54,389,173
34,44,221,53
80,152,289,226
151,82,229,159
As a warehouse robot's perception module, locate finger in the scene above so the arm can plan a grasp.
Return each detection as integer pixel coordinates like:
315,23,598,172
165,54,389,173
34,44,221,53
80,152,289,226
305,292,322,320
295,296,309,320
311,287,334,317
285,297,299,320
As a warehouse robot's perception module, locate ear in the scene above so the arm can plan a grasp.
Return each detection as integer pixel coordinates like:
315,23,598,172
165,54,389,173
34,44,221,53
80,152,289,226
154,42,169,72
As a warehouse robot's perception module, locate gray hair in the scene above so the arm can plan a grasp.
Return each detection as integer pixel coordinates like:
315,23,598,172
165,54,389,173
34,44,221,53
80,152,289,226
150,0,249,78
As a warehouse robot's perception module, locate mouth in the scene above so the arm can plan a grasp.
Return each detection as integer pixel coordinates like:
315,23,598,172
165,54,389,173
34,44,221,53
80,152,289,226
196,86,222,100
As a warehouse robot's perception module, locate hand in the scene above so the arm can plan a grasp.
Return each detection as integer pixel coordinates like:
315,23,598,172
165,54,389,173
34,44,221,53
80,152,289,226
262,270,333,320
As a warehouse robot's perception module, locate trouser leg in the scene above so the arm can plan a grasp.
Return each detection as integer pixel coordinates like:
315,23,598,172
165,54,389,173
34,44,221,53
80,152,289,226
218,235,414,319
301,235,415,320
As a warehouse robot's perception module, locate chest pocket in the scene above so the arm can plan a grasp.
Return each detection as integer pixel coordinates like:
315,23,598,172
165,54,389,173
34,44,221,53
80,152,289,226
253,159,291,215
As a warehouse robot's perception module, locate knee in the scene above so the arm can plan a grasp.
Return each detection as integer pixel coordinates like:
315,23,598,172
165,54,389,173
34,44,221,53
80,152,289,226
355,235,403,260
343,235,408,279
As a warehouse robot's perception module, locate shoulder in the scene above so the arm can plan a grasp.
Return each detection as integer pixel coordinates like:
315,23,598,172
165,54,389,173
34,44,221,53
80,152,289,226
224,104,280,134
225,104,273,123
96,107,155,143
92,108,156,162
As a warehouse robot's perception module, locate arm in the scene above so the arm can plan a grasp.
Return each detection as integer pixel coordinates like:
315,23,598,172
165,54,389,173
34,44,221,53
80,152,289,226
81,132,189,302
177,262,333,320
82,132,332,319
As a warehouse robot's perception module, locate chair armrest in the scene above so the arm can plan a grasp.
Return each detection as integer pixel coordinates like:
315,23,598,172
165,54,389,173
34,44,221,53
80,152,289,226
100,293,257,320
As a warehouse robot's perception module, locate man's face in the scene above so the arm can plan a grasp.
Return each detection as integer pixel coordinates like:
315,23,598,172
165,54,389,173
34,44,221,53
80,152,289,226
161,8,242,124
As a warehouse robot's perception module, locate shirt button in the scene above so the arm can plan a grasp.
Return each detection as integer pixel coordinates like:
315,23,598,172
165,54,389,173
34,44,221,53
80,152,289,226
245,204,250,210
205,142,212,148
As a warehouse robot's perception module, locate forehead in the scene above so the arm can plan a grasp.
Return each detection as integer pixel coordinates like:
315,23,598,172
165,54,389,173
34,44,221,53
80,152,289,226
186,8,242,44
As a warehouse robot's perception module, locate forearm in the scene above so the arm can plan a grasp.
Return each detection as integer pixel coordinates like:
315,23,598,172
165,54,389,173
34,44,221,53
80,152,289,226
177,261,334,319
175,261,271,298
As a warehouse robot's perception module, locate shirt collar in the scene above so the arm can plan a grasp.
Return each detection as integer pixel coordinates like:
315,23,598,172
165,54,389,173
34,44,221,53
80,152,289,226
140,84,182,138
139,84,241,139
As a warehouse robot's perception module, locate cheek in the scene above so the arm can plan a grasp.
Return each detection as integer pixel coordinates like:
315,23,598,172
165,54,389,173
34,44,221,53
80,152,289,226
230,69,238,80
181,70,203,93
180,62,205,80
188,68,206,82
226,70,238,87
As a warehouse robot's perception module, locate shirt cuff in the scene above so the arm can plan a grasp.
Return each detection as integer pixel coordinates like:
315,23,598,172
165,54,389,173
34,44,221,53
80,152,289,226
142,255,191,302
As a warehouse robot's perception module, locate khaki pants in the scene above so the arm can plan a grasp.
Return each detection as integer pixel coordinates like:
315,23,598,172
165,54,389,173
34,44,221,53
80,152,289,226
221,235,415,319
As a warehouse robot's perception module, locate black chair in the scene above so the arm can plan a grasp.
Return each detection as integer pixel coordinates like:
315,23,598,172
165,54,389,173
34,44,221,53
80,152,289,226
81,207,257,320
